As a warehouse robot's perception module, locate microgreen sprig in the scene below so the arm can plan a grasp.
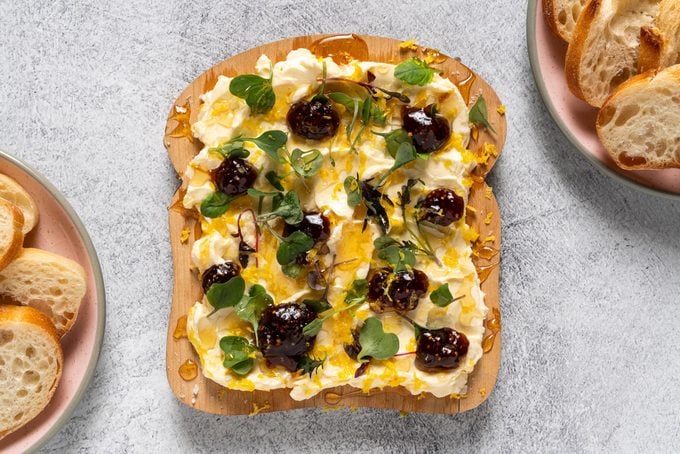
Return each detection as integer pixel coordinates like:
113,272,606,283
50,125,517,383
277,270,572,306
302,279,369,337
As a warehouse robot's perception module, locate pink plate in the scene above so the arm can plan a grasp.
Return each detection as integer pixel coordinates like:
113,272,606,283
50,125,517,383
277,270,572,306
0,150,105,453
527,0,680,199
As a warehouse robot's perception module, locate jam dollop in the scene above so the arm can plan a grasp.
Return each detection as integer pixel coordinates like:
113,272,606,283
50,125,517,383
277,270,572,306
211,158,257,196
415,327,469,371
287,97,340,141
401,104,451,154
257,303,317,371
201,261,241,294
368,267,429,312
416,188,464,226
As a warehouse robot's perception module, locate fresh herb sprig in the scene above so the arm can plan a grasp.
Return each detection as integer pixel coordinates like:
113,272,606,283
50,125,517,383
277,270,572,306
321,75,411,103
297,355,325,377
302,279,369,336
469,95,496,133
356,317,400,362
327,93,385,153
219,335,256,376
429,283,464,308
201,191,235,218
230,73,275,115
343,175,392,234
206,276,246,316
394,57,438,86
396,179,441,265
235,284,272,346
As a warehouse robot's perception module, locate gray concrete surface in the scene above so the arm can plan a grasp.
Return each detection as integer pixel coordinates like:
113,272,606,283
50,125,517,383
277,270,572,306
1,0,679,452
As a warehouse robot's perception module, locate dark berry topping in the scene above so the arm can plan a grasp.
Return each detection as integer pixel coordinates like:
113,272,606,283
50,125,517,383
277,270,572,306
211,158,257,196
368,267,429,312
257,303,317,372
282,211,331,244
201,261,241,294
416,188,464,226
401,104,451,154
287,97,340,141
415,327,469,371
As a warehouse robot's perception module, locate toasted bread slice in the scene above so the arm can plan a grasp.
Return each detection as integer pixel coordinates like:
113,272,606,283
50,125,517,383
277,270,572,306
596,64,680,169
0,200,24,272
0,248,86,336
0,174,38,235
0,305,62,440
566,0,661,107
544,0,589,42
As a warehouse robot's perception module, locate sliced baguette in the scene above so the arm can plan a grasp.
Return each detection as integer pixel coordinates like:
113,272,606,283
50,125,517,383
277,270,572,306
656,0,680,67
0,304,63,440
0,248,87,337
0,174,39,235
0,199,24,272
566,0,661,107
544,0,589,42
596,64,680,169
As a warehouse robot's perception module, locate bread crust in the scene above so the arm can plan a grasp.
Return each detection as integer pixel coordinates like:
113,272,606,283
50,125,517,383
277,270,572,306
565,0,601,103
596,65,680,169
0,174,39,235
0,199,24,272
543,0,563,40
0,304,63,440
639,26,663,73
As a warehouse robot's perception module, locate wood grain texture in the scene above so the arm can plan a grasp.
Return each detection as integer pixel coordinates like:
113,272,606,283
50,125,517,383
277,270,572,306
164,34,506,415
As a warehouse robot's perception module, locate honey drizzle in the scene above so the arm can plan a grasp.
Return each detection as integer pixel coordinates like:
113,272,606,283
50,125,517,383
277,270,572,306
310,34,369,64
179,359,198,381
456,70,477,105
167,99,194,142
173,315,188,340
476,263,498,284
482,308,501,353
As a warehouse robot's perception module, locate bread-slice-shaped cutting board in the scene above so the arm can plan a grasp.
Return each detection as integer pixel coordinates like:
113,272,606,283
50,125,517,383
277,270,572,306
164,34,506,415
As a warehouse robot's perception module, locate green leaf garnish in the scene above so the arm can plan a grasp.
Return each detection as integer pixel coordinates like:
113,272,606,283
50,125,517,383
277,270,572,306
265,170,285,191
219,336,256,376
357,317,399,361
343,175,362,208
297,355,325,377
281,263,303,278
289,148,323,178
200,192,233,218
276,231,314,266
429,283,464,308
302,279,368,337
206,276,246,314
374,237,416,272
344,278,369,305
235,284,272,345
247,188,279,198
394,58,436,86
302,298,332,314
257,191,304,225
374,128,412,158
469,95,496,133
248,130,289,159
229,74,276,115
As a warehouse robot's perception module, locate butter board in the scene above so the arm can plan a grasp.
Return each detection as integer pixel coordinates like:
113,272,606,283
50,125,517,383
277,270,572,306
164,34,506,415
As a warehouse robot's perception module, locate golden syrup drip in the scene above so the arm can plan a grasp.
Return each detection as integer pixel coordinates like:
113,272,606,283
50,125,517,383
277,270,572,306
475,245,500,261
310,34,369,64
167,99,194,142
179,359,198,381
476,263,498,283
482,308,501,353
456,70,477,105
422,47,448,64
323,388,366,405
470,125,480,143
193,219,203,239
173,315,188,340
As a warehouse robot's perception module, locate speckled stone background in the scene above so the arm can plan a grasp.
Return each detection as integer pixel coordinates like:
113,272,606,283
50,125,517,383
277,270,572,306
1,0,679,452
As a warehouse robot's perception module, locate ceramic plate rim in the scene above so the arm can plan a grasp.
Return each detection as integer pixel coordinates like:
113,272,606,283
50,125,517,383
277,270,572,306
0,149,106,453
526,0,680,201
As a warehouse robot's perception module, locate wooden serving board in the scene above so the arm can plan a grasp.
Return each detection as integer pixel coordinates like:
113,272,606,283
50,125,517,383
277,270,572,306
164,34,506,415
